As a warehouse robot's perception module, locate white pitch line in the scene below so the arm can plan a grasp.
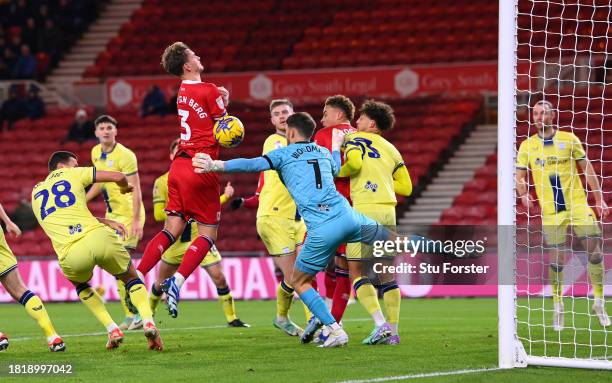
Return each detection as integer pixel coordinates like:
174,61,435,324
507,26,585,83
336,367,502,383
9,318,372,342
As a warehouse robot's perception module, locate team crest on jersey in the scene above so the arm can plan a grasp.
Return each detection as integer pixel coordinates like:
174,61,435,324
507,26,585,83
107,160,114,166
558,142,566,149
365,181,378,192
535,158,545,167
216,96,225,110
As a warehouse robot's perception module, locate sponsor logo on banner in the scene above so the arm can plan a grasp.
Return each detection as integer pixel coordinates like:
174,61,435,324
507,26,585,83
109,80,133,107
105,62,498,110
394,68,419,96
249,74,273,100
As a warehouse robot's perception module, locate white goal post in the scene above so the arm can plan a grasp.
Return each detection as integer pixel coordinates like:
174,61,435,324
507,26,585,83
498,0,612,370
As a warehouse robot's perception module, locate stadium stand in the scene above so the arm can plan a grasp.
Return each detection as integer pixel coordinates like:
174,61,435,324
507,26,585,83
84,0,498,78
0,0,104,80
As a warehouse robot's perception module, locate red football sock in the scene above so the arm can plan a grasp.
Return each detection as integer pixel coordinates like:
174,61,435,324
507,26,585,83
331,267,351,322
177,235,214,279
324,269,336,299
137,229,175,275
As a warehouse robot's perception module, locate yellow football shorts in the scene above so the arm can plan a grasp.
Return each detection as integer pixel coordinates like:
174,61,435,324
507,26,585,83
0,231,18,278
347,203,397,260
542,207,601,246
162,242,222,268
256,216,306,256
106,213,145,250
59,226,131,283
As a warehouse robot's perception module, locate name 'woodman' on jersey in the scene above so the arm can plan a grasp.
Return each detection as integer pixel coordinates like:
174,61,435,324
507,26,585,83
176,80,227,158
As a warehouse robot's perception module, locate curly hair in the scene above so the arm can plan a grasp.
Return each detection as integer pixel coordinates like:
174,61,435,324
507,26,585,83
359,100,395,131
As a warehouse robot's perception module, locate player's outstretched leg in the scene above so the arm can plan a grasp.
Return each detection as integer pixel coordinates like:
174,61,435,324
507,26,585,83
1,270,64,352
137,228,177,277
120,272,163,351
163,234,215,318
273,280,303,336
74,282,123,349
293,270,348,348
116,279,137,330
381,281,401,345
352,276,391,345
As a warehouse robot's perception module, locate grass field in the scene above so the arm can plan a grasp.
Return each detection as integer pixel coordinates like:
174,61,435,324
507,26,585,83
1,298,611,382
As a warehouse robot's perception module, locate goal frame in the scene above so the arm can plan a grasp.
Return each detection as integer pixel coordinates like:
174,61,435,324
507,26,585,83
497,0,612,370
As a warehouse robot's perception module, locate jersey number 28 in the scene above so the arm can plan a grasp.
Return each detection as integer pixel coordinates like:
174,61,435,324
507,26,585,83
34,180,76,220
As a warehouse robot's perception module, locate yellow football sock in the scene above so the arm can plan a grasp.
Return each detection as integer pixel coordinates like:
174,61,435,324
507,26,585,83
22,293,57,338
126,280,153,321
588,260,604,299
382,283,401,327
549,264,564,303
276,281,294,318
149,284,162,314
353,277,386,326
78,286,115,328
217,287,237,323
116,279,134,318
302,301,312,322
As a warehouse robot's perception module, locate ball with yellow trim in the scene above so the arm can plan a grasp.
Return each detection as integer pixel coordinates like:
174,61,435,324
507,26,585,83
214,116,245,148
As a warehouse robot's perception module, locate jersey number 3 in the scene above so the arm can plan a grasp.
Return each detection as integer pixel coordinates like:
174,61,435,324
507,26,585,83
34,180,76,220
178,109,192,140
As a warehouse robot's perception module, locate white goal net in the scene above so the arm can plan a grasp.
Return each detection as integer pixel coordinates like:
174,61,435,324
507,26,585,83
499,0,612,370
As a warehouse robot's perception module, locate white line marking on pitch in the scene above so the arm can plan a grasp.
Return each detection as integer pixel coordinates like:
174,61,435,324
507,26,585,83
10,318,371,342
337,367,503,383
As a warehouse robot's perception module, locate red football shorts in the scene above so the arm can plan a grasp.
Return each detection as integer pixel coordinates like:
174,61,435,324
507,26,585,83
166,155,220,226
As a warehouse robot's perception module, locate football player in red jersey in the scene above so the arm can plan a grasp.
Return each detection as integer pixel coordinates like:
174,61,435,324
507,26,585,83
136,42,230,318
301,95,357,339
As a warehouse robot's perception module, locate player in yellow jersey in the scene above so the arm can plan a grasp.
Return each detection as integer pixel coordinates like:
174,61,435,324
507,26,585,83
516,100,610,330
32,151,163,350
149,139,249,327
87,114,146,330
0,202,65,352
335,99,412,345
233,99,308,336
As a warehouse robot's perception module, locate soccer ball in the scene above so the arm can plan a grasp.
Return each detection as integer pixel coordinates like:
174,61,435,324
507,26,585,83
0,332,8,351
214,116,245,148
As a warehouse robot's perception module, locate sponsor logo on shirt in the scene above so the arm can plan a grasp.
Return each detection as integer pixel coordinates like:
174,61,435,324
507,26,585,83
365,181,378,192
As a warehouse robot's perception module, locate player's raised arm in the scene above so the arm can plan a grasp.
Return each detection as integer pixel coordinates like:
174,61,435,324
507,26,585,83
578,158,609,218
94,170,134,194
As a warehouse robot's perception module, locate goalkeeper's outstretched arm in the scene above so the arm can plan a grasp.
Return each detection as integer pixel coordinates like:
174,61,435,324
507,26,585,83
193,153,271,174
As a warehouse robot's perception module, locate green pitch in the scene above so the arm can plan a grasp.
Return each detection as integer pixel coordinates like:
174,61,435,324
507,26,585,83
0,298,610,382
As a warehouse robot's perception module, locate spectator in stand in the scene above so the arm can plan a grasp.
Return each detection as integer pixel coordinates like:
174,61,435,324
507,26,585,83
11,189,37,232
166,84,179,114
25,84,45,120
141,85,167,117
0,86,25,131
37,20,63,65
21,17,37,50
12,44,36,79
61,108,95,143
